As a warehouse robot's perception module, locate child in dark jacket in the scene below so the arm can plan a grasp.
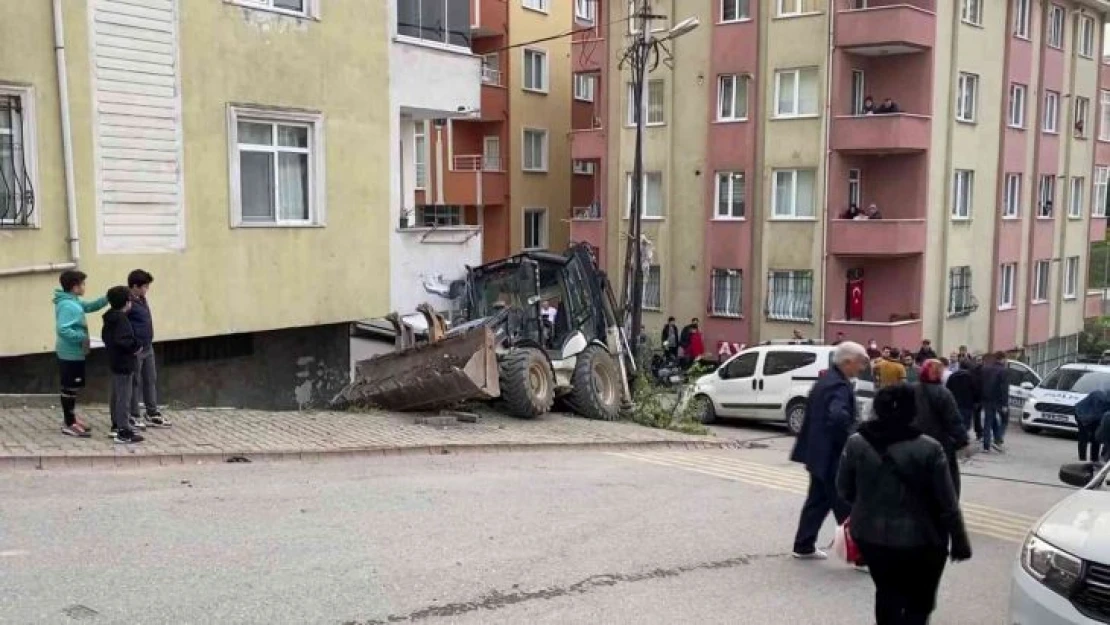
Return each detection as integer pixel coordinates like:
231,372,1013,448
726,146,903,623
101,287,145,444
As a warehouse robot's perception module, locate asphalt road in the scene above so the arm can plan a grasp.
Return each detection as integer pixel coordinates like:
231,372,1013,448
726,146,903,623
0,420,1082,625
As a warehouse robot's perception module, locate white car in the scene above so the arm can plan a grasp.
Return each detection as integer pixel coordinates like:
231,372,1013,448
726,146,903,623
1021,364,1110,435
1005,359,1041,421
1010,461,1110,624
682,342,875,434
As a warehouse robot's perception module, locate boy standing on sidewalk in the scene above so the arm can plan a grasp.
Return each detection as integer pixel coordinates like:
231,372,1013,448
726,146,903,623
54,270,108,438
127,269,170,429
102,286,145,444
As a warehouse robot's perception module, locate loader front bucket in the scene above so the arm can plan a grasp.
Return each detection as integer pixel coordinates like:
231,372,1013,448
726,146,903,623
334,326,501,412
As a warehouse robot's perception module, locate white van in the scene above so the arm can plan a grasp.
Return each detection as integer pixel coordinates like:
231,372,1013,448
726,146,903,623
681,342,875,434
1021,364,1110,434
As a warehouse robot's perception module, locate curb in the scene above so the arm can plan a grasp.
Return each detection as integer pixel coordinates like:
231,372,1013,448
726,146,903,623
0,438,743,471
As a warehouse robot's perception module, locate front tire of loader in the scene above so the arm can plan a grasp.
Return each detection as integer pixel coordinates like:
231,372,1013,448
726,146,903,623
499,347,555,419
566,345,622,421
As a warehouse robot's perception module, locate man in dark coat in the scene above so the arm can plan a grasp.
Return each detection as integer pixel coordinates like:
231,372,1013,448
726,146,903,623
979,353,1010,452
790,341,870,559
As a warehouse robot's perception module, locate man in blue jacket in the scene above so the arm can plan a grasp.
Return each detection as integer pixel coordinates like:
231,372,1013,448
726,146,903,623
127,269,170,429
53,270,108,437
790,341,869,559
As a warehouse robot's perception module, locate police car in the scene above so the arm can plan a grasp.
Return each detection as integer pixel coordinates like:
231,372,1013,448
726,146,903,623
1021,364,1110,435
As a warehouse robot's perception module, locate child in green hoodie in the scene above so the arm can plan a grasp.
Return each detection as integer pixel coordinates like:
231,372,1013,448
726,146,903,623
54,270,107,437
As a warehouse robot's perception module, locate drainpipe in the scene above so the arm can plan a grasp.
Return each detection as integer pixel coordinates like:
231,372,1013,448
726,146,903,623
935,1,962,350
817,3,835,341
1,0,80,278
1054,11,1080,342
434,123,446,205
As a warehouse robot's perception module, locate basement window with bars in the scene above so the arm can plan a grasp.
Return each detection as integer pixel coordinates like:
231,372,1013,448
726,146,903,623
947,266,976,317
766,270,813,322
0,91,36,228
643,265,662,311
710,269,742,318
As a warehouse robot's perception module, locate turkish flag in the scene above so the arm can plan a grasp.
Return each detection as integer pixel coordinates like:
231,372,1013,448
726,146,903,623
847,278,864,321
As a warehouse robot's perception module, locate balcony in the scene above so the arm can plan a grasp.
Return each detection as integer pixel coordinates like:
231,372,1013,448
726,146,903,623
830,114,931,154
480,82,508,122
573,40,603,74
826,319,922,347
828,219,926,256
444,155,507,206
1086,291,1105,319
471,0,507,37
835,5,936,55
570,128,605,161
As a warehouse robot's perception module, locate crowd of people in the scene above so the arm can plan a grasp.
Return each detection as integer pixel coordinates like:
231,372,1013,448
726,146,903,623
53,269,170,445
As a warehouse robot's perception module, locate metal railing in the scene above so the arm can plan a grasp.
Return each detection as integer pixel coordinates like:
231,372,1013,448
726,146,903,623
573,203,601,220
481,66,502,86
453,154,502,172
0,95,35,228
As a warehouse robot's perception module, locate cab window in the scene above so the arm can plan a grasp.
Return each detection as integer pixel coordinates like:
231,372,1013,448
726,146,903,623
1039,368,1110,394
764,351,817,376
722,352,758,379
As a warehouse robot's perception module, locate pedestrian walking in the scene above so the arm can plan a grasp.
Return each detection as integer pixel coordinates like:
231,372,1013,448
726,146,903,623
945,359,978,434
790,341,869,560
978,353,1010,453
53,270,108,438
127,270,171,430
837,384,972,625
1074,389,1110,462
101,287,145,444
873,347,906,389
661,317,679,360
913,360,971,496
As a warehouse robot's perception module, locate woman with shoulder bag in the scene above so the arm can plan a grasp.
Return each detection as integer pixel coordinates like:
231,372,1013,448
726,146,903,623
913,359,971,496
837,384,972,625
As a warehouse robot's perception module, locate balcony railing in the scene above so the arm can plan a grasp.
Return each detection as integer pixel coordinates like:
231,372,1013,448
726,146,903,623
826,318,922,348
835,4,937,54
828,219,926,256
830,113,931,153
573,203,602,220
453,154,502,172
481,66,502,86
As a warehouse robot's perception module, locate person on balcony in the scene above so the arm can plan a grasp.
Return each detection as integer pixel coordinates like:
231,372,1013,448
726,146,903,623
864,203,882,220
841,203,862,219
860,96,876,115
876,97,901,114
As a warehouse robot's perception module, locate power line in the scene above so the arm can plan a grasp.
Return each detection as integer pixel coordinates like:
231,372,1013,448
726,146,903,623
489,14,633,54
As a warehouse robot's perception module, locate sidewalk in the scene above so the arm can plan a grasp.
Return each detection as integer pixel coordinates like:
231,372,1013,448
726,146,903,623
0,404,726,469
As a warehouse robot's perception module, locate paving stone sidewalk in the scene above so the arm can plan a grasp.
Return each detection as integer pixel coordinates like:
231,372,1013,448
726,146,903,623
0,404,724,469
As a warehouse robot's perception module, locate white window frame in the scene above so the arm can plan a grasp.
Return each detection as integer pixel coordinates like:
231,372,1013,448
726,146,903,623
952,169,974,220
643,265,662,311
1047,5,1065,49
0,85,39,228
573,73,596,102
522,48,549,93
766,270,814,322
1079,15,1096,58
627,80,665,127
1032,260,1051,302
1076,96,1090,138
1095,166,1109,217
948,266,974,316
226,0,317,19
1043,91,1060,133
848,168,861,209
1038,174,1056,218
710,268,743,318
1069,177,1084,219
851,70,866,115
1003,173,1021,219
717,74,749,122
1100,91,1110,141
1008,83,1026,129
715,171,746,220
776,0,817,17
625,172,664,219
1065,256,1080,299
771,169,816,220
956,72,979,123
961,0,983,26
999,263,1016,310
521,128,549,173
574,0,595,23
523,0,549,14
413,121,426,190
721,0,751,23
523,207,548,250
1013,0,1030,38
227,105,325,228
773,68,819,118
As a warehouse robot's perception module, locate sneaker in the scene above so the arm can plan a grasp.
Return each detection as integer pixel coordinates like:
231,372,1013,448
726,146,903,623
128,417,148,431
144,414,171,428
792,549,829,560
106,427,118,439
61,424,91,438
113,429,144,444
992,442,1007,453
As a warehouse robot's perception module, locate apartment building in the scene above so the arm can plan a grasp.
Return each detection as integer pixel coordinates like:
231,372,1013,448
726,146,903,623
576,0,1110,367
0,0,391,408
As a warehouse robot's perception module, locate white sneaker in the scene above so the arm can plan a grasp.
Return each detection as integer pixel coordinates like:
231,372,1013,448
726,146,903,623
792,549,829,560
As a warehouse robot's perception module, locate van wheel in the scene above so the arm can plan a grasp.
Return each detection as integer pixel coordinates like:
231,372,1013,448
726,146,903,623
786,400,806,436
691,394,716,424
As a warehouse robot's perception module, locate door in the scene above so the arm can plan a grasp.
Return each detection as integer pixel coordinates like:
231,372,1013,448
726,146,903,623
1007,361,1041,419
483,136,501,171
713,351,761,417
758,350,819,420
851,70,866,115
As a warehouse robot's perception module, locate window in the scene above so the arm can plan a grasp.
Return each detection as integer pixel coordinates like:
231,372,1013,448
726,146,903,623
522,49,548,92
574,0,595,22
1047,5,1065,49
627,80,665,126
1096,166,1109,217
999,263,1016,309
1003,173,1021,218
397,0,471,48
522,129,548,172
710,268,742,317
722,352,758,379
417,204,462,227
1038,175,1056,217
626,172,664,218
848,169,861,209
956,72,979,122
236,0,312,17
1008,84,1026,128
774,68,819,118
715,171,745,219
771,169,816,219
572,160,596,175
961,0,982,26
1069,177,1084,218
763,351,817,376
523,208,548,250
1065,256,1080,299
523,0,548,12
481,53,502,86
717,74,749,121
644,265,662,310
413,122,426,189
1076,97,1091,138
952,169,974,219
0,89,36,227
1032,260,1050,302
851,70,865,115
1101,91,1110,141
722,0,750,22
776,0,820,16
1080,16,1096,58
1043,91,1059,133
230,109,322,226
948,266,975,316
573,73,596,102
1013,0,1030,38
766,270,813,322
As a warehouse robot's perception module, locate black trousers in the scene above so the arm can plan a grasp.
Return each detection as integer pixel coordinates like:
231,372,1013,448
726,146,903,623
856,541,948,625
1078,422,1102,462
792,472,850,554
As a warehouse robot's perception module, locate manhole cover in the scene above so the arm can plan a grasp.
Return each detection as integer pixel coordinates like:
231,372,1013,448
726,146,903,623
62,604,98,619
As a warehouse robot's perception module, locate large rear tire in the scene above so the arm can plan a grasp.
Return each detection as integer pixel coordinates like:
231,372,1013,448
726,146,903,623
499,347,555,419
565,345,622,421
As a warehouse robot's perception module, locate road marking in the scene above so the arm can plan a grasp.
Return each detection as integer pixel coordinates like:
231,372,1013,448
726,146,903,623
610,450,1034,544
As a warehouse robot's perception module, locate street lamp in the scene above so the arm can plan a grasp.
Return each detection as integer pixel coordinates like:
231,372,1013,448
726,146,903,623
619,2,699,364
